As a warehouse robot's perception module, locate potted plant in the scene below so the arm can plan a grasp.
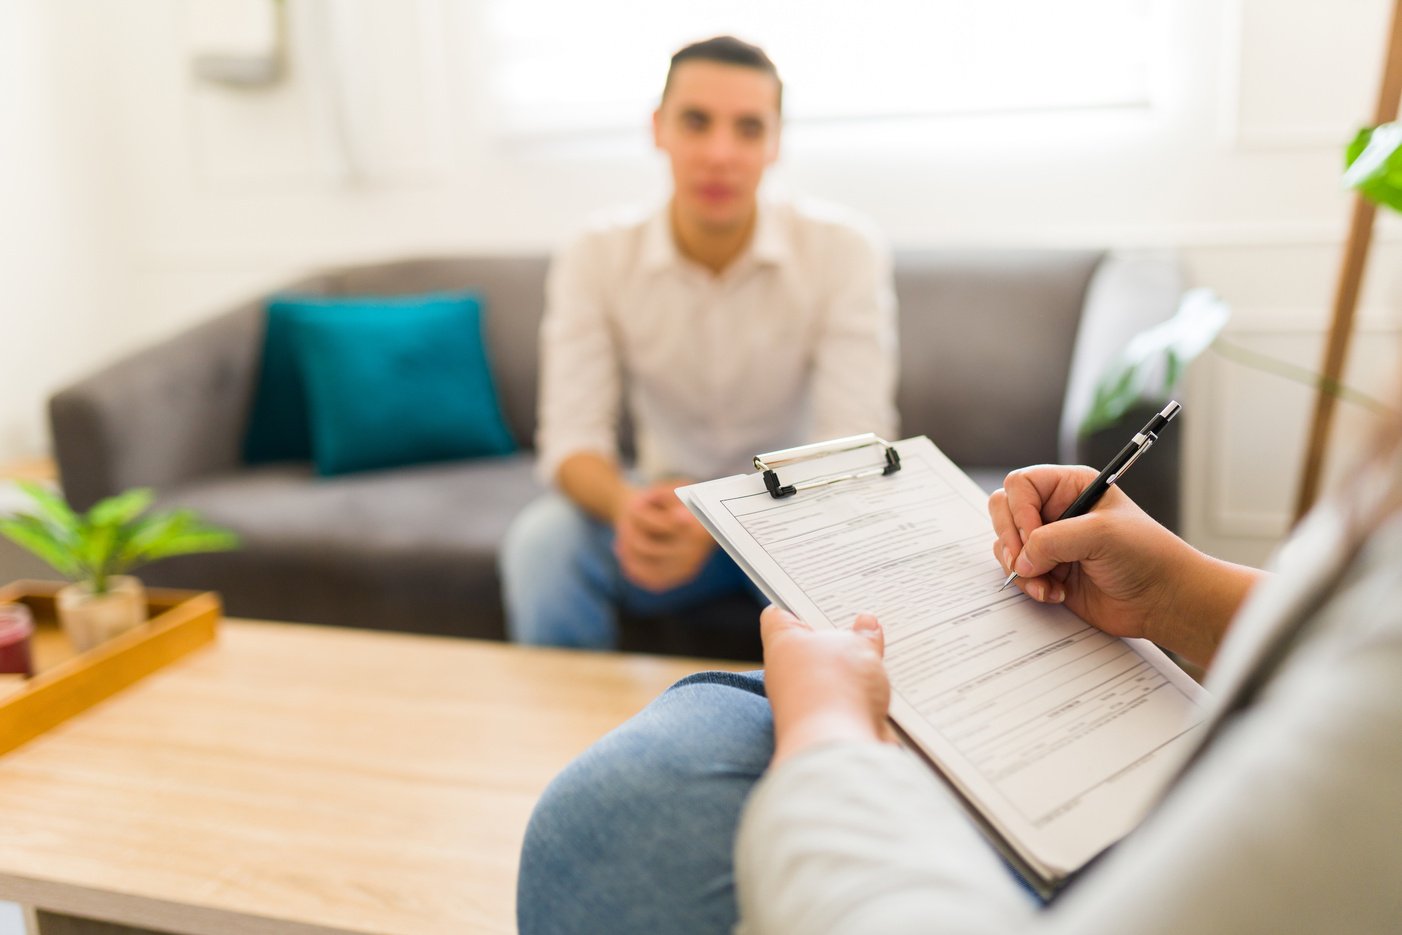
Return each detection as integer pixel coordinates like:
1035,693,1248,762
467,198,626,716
0,482,239,651
1079,123,1402,518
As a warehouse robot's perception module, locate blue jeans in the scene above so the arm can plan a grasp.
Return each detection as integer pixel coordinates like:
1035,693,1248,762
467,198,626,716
518,670,770,935
500,492,763,649
518,674,1045,934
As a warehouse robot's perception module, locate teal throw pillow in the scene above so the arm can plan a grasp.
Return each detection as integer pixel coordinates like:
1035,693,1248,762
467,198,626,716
245,293,432,463
244,292,516,475
243,297,323,463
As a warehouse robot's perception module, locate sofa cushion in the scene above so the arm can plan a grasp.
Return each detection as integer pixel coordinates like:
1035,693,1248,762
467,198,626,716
286,293,517,475
144,455,546,637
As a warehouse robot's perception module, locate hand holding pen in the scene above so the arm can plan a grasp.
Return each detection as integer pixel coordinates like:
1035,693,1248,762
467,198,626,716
997,401,1181,592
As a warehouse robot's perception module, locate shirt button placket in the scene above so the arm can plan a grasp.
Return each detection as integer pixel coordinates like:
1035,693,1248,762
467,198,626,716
704,277,728,457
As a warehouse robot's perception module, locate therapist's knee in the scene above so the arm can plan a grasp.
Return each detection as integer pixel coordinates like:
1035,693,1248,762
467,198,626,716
524,674,772,847
518,673,771,933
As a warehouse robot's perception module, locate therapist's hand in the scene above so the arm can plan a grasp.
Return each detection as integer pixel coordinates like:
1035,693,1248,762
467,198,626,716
761,606,895,768
989,464,1261,668
614,483,715,592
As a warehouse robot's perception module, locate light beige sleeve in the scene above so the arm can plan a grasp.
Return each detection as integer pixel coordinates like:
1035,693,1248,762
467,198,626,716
736,525,1402,935
810,225,899,443
534,234,622,485
735,742,1033,935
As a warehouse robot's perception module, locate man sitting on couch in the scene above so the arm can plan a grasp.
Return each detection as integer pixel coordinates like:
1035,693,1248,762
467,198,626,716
500,35,898,649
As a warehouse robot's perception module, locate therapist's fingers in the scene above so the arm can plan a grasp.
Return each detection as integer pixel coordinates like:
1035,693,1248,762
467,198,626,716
991,472,1060,576
988,537,1058,601
1002,466,1106,553
1014,512,1103,583
1002,468,1062,540
987,486,1024,573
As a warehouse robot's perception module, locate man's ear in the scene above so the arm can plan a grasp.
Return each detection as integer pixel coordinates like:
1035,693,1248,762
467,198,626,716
767,121,782,165
652,107,664,150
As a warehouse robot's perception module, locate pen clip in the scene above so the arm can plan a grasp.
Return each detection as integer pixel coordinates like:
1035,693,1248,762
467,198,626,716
1107,434,1154,485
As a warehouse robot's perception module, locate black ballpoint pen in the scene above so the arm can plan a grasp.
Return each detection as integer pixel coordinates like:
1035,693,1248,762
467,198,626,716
999,400,1182,591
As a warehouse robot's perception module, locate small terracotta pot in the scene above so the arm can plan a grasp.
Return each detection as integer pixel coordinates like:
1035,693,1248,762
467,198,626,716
55,576,148,652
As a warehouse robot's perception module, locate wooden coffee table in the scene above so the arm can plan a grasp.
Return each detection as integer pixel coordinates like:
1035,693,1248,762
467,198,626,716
0,620,744,934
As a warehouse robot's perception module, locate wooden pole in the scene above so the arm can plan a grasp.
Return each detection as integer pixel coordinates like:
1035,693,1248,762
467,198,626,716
1295,0,1402,521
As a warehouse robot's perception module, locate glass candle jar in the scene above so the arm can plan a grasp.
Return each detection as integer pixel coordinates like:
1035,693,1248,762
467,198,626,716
0,602,36,678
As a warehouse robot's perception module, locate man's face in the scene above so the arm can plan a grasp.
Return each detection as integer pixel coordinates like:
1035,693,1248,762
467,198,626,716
653,60,781,234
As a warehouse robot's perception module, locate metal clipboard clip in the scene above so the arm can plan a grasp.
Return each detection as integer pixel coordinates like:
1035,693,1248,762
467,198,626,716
753,433,902,499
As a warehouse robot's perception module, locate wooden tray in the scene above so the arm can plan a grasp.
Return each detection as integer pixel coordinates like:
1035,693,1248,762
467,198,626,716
0,580,221,756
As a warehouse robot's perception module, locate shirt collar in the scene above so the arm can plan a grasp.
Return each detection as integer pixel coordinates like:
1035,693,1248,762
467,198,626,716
747,200,789,267
640,200,791,274
640,207,679,273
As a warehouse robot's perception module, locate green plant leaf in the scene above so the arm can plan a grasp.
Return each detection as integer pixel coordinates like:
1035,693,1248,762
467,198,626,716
115,509,239,571
1080,289,1230,436
80,523,119,590
4,482,239,586
87,487,155,528
14,480,81,537
115,510,194,563
138,529,242,563
0,515,81,578
1083,366,1141,435
1343,122,1402,213
1346,126,1373,166
1164,348,1183,394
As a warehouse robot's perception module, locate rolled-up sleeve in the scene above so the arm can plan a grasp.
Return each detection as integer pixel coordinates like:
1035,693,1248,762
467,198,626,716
535,235,622,485
810,227,899,442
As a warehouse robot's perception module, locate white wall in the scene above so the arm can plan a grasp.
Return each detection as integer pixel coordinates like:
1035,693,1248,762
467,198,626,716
3,0,1399,567
0,2,134,458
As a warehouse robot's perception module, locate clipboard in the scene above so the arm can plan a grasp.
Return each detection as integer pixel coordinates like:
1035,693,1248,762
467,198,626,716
676,434,1210,895
754,433,902,499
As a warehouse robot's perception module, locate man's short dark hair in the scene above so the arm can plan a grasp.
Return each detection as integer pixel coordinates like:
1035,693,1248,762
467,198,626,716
662,35,783,113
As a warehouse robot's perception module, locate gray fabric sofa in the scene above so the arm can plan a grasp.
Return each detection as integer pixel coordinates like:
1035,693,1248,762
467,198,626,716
48,249,1185,654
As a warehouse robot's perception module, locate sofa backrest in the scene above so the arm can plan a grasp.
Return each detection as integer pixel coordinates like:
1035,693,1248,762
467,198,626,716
314,249,1107,471
893,249,1103,469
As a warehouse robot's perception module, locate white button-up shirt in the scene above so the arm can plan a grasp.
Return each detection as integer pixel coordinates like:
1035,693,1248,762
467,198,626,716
536,198,899,484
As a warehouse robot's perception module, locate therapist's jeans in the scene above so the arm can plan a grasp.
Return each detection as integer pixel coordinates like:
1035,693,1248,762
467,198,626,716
500,492,762,649
517,670,770,935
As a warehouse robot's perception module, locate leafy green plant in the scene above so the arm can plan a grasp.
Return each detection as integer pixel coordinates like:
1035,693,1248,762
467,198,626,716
1082,124,1402,437
1081,288,1230,436
0,482,239,594
1344,122,1402,212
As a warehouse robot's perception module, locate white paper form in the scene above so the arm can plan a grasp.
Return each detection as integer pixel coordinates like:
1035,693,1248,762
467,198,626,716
678,436,1209,884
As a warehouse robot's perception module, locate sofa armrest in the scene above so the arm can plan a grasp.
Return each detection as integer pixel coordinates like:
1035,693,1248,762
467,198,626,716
50,305,265,510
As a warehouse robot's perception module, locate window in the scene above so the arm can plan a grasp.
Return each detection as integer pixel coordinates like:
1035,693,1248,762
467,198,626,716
486,0,1154,138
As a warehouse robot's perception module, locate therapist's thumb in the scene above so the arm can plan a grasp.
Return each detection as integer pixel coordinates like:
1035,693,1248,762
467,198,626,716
852,613,885,657
760,605,810,643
